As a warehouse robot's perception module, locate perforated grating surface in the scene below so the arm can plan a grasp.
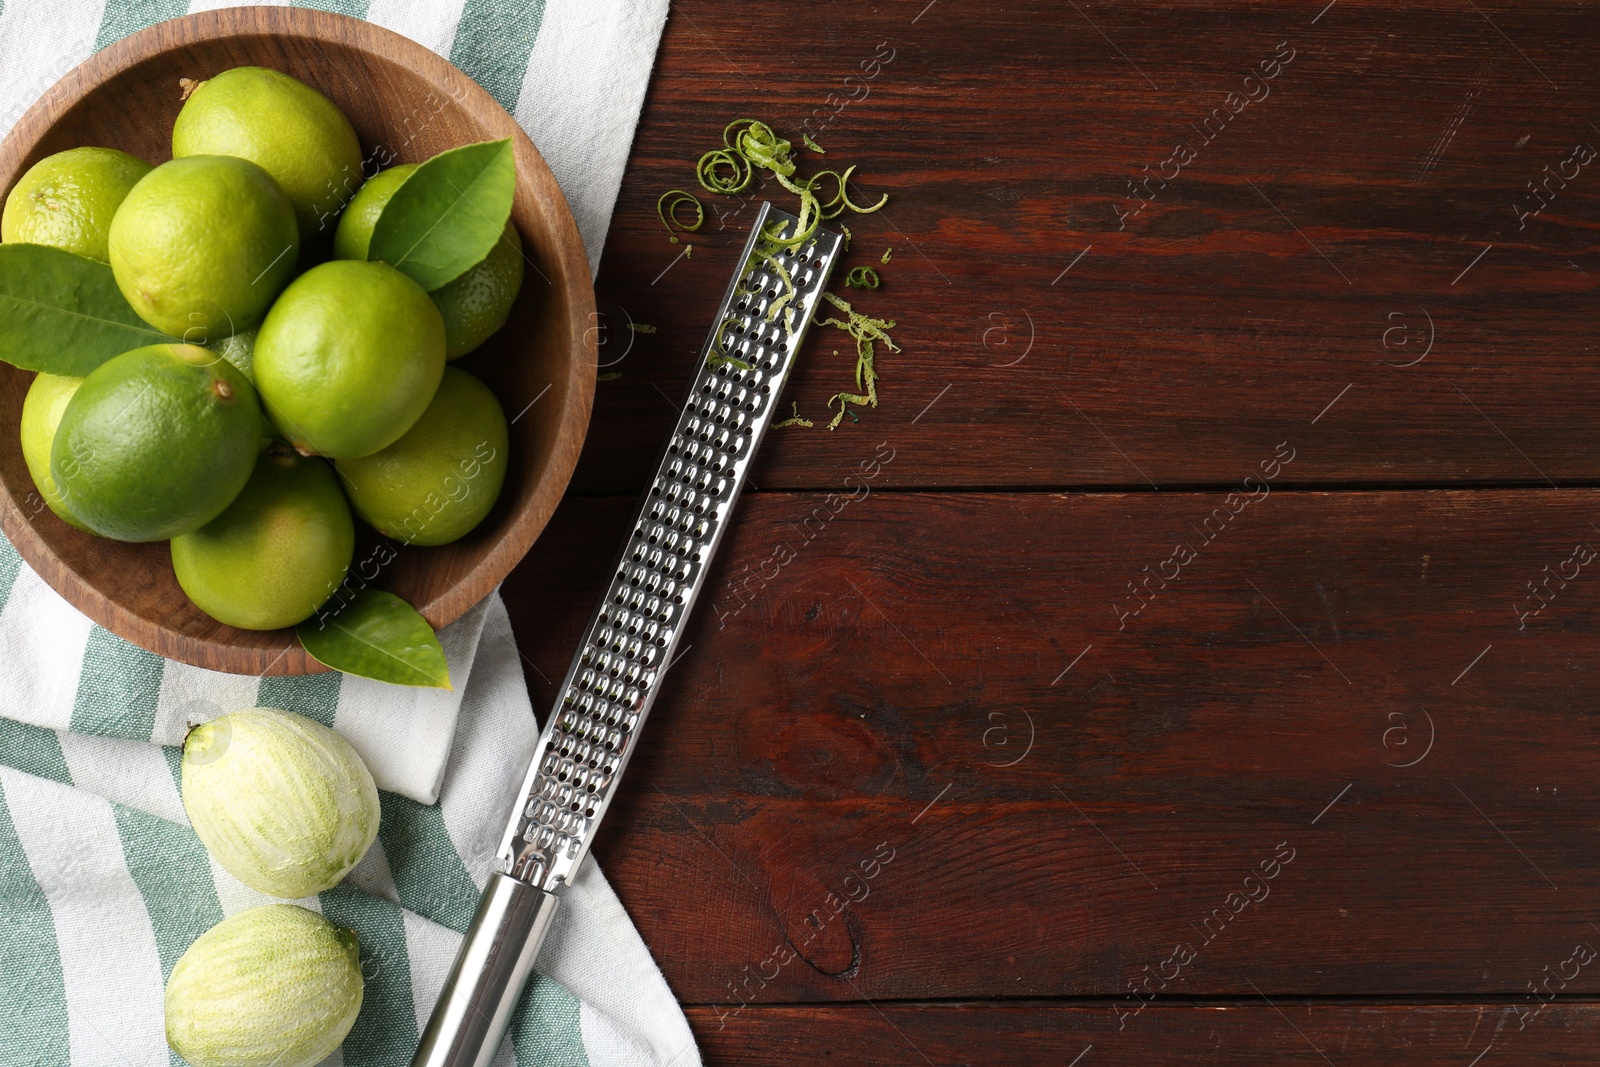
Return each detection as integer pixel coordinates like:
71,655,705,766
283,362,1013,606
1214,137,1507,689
499,204,843,890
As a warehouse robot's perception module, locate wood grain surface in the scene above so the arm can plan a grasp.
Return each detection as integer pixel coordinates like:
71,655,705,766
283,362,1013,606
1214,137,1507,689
691,1004,1600,1065
509,492,1600,1003
547,0,1600,1061
585,0,1600,494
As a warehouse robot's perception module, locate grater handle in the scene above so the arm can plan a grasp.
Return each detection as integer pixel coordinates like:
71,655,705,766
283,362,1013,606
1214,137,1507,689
409,873,561,1067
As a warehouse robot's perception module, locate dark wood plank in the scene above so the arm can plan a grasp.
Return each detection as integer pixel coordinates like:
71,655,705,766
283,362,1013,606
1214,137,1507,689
505,488,1600,1002
584,0,1600,492
689,1003,1600,1065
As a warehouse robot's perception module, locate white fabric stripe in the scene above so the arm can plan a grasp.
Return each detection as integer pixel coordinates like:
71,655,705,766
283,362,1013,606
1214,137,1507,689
579,1000,657,1067
334,599,489,804
208,853,321,918
185,0,287,11
515,0,669,276
1,767,168,1067
365,0,471,59
0,0,107,139
435,598,538,888
0,568,93,731
153,658,261,743
403,903,458,1035
57,731,186,824
555,861,701,1067
0,578,494,805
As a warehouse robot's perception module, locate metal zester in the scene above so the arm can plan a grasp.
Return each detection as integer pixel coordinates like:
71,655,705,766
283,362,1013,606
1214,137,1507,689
411,202,843,1067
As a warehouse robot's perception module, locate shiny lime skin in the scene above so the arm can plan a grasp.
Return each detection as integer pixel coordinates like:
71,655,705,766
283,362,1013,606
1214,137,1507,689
330,163,414,261
51,344,262,542
330,162,524,358
253,260,445,459
335,367,508,546
1,147,152,261
173,66,364,244
107,155,299,341
172,452,354,630
432,223,525,359
19,373,87,529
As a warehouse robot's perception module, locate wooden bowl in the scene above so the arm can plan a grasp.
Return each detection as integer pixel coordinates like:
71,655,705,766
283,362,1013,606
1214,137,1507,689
0,8,596,674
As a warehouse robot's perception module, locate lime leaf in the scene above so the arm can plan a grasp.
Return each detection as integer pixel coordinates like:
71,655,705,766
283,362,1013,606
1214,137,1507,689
367,139,516,291
298,590,452,689
0,244,176,374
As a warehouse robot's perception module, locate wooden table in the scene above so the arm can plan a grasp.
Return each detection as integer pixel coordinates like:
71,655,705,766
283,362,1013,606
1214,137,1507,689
503,2,1600,1061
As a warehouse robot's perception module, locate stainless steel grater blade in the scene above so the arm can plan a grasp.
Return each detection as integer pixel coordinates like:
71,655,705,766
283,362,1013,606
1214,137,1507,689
412,202,843,1067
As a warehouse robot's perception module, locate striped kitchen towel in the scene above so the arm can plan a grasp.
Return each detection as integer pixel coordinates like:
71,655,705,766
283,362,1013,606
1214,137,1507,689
0,595,701,1067
0,545,491,806
0,1,696,1065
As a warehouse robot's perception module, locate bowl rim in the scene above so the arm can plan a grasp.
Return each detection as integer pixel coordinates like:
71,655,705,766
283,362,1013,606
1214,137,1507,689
0,7,597,676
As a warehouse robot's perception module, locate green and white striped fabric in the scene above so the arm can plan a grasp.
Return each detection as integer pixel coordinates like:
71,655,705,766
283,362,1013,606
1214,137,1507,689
0,591,700,1066
0,548,490,806
0,2,695,1064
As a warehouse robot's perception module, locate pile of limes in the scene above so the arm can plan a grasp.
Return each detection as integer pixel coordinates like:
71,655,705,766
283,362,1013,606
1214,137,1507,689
2,67,522,631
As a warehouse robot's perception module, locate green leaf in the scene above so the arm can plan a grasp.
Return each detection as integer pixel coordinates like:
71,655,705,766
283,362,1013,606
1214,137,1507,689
298,590,452,689
0,244,176,375
367,139,516,291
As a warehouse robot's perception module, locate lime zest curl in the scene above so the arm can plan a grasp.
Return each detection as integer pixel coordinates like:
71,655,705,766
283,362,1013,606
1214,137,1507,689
725,119,796,178
656,190,703,244
669,118,900,422
695,148,750,195
845,266,880,289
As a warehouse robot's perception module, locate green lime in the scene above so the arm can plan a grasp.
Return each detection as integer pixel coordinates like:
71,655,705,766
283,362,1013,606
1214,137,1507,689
331,163,414,261
107,155,298,341
172,452,354,630
52,344,262,542
1,147,152,261
432,224,525,359
173,66,364,244
254,260,445,459
335,367,508,546
331,163,524,358
19,372,87,529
